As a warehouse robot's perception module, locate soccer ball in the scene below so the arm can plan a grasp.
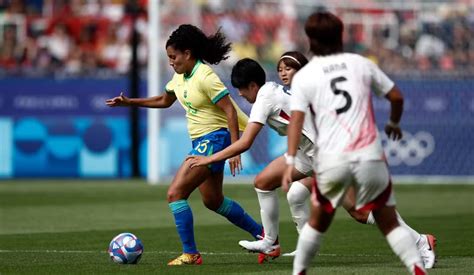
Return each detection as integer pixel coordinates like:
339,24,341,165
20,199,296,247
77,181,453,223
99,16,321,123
108,232,144,264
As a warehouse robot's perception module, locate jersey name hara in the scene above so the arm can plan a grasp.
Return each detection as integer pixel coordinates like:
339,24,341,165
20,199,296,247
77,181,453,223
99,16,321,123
322,62,347,74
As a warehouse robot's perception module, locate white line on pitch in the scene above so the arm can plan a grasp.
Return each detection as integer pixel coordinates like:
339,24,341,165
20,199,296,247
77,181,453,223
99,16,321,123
0,249,390,257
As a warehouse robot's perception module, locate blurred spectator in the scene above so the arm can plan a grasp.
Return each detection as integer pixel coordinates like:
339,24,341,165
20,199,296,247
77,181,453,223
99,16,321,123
233,33,258,59
439,50,455,71
415,24,446,64
218,10,248,42
0,24,22,69
345,24,366,54
64,44,81,74
0,0,473,76
98,22,122,69
4,0,25,14
45,23,71,66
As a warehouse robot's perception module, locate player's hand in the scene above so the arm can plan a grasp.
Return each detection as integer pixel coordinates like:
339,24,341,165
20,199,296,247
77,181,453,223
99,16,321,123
281,165,294,192
384,124,403,141
186,155,212,168
228,155,242,177
106,92,131,107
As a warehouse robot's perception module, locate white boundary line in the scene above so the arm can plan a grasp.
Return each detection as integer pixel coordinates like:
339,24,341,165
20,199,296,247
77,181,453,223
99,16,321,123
0,249,391,257
392,175,474,184
217,176,474,185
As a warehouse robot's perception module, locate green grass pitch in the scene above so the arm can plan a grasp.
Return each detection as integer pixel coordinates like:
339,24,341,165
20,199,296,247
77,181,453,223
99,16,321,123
0,180,473,274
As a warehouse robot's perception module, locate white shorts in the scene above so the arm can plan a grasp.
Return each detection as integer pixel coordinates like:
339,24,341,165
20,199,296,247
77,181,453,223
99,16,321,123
312,160,396,213
293,136,315,176
285,150,314,177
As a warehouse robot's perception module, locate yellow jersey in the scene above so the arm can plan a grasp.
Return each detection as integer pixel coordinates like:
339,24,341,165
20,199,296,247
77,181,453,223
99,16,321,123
165,60,248,139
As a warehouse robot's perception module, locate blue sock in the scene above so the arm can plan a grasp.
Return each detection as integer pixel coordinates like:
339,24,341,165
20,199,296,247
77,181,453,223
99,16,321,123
215,197,263,239
169,200,198,254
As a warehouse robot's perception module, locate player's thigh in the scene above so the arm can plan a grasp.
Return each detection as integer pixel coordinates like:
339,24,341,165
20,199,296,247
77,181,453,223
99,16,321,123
314,164,352,210
352,160,395,209
255,156,307,190
341,185,370,224
198,172,224,210
307,199,336,233
299,176,314,192
167,158,211,202
342,185,356,210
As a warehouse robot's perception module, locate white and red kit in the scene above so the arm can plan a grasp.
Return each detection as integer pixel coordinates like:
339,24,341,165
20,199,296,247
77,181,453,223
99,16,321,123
290,53,396,211
249,81,316,176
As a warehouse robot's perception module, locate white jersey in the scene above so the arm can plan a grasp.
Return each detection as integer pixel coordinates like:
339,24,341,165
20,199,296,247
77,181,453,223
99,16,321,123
249,81,316,155
290,53,394,172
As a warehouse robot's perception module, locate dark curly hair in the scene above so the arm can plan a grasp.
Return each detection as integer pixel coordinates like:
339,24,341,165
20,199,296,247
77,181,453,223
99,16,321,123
165,24,232,65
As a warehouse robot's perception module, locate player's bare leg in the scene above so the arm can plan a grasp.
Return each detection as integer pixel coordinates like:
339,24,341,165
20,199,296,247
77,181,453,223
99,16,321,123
239,156,307,262
292,201,426,275
168,158,210,202
342,186,370,223
167,159,211,265
342,186,437,268
198,171,224,211
198,168,263,241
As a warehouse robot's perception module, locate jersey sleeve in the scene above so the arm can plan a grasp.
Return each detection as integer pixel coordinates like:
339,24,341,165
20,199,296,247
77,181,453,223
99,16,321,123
366,58,394,97
290,72,311,113
165,74,178,94
248,86,272,125
201,70,229,103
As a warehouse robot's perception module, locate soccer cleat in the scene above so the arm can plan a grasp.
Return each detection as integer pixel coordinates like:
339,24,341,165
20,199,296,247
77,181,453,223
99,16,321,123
257,249,281,264
256,229,272,264
257,252,266,264
167,253,202,266
413,264,426,275
417,234,437,269
282,250,297,257
239,239,281,263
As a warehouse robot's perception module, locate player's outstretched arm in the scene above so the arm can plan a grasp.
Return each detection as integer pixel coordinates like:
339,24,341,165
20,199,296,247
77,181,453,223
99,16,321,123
384,86,404,141
282,110,305,192
187,122,263,176
215,95,245,175
105,92,130,107
105,92,177,108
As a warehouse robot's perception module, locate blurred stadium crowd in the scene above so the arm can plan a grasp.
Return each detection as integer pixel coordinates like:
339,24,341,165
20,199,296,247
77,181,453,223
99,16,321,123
0,0,473,77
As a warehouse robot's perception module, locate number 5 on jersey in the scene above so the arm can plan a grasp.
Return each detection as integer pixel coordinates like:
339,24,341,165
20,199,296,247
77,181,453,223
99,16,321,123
330,76,352,114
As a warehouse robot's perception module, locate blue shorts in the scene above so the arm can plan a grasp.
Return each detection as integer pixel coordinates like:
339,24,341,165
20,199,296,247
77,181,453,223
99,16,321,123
190,128,230,174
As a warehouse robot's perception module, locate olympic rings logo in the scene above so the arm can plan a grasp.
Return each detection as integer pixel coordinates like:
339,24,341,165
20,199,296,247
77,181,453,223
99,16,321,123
381,131,435,166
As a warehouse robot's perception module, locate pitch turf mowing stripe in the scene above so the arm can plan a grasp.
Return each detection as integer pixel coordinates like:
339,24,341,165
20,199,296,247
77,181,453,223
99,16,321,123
0,182,472,274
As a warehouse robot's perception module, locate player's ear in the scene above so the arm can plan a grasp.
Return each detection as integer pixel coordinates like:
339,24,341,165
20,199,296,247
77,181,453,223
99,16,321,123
250,82,259,92
184,49,192,60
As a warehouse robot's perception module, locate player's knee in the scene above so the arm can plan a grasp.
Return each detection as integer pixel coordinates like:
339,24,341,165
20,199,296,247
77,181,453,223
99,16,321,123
287,187,303,205
254,174,274,190
167,188,185,203
348,209,369,224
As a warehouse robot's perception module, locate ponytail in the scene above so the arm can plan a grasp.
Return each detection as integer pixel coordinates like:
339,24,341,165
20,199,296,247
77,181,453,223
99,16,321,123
166,24,231,65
